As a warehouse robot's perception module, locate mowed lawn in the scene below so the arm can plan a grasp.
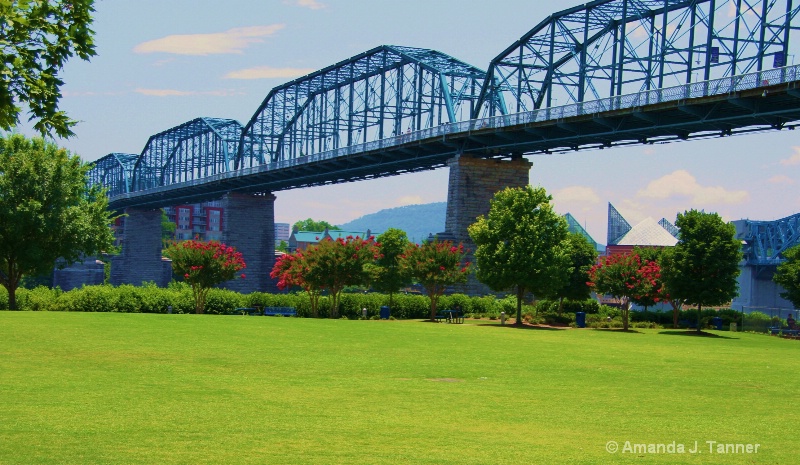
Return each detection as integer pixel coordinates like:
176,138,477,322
0,312,796,465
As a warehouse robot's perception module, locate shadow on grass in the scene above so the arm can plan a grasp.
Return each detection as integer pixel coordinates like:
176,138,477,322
475,323,567,331
658,330,739,340
592,328,644,334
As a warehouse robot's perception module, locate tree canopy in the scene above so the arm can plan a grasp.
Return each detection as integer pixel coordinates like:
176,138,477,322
0,134,115,309
399,239,469,321
1,0,97,138
774,244,800,309
468,186,570,325
369,228,412,307
293,218,340,232
587,252,661,331
546,232,598,313
663,210,741,330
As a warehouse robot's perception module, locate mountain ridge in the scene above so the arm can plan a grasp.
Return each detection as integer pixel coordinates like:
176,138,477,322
338,202,446,243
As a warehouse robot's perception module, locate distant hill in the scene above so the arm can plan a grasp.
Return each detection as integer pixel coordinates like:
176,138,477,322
338,202,446,243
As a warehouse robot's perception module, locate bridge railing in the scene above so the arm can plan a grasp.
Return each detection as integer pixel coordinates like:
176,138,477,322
111,65,800,202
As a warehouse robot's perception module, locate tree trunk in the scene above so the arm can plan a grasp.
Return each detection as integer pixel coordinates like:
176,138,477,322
429,292,439,322
515,285,524,325
558,297,564,316
696,304,703,332
672,301,679,329
622,299,630,331
8,282,18,310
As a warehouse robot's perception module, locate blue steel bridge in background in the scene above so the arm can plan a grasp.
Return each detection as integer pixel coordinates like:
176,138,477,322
89,0,800,272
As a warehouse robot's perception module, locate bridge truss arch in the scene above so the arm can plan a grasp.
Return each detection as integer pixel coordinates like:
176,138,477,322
735,213,800,266
476,0,800,117
131,117,243,191
87,153,139,197
237,45,488,168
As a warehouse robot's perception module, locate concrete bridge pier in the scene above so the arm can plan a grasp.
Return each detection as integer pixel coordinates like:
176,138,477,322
439,154,532,295
110,208,171,287
221,192,278,294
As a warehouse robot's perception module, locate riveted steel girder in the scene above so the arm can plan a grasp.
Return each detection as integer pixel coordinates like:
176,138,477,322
237,45,487,168
87,153,139,197
476,0,800,117
735,213,800,265
131,118,243,191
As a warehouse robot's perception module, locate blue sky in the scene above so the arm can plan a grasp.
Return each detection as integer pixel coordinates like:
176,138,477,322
15,0,800,243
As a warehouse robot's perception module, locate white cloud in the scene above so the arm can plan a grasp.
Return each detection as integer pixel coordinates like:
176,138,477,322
552,186,601,206
780,147,800,166
768,175,795,185
133,25,285,56
135,88,243,97
636,169,749,204
224,66,316,80
286,0,326,10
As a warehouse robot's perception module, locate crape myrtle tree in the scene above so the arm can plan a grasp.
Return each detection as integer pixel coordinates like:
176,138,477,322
369,228,412,308
635,246,684,328
0,134,116,310
774,244,800,309
271,235,378,318
399,239,469,322
1,0,97,138
468,186,570,325
662,210,741,332
587,252,661,331
164,240,246,314
546,232,598,314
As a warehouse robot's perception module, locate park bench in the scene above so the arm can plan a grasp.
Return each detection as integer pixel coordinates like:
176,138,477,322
263,307,296,317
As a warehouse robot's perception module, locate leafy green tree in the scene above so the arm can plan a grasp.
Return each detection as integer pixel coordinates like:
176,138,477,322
276,240,289,253
293,218,341,232
0,134,115,309
399,239,469,321
161,209,176,246
370,228,412,308
1,0,97,138
546,233,598,314
773,244,800,309
662,210,741,331
587,252,661,331
164,240,246,314
468,186,570,325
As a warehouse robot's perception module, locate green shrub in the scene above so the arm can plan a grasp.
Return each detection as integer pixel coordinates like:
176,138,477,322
0,286,8,310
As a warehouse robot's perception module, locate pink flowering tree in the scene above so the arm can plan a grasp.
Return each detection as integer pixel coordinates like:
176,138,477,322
271,249,322,317
164,240,246,314
587,252,661,331
399,239,470,322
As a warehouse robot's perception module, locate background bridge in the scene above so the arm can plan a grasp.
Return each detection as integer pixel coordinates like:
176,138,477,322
89,0,800,300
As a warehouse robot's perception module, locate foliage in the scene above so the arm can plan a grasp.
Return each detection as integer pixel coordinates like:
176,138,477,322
163,240,246,314
292,218,341,232
546,233,598,313
276,240,289,253
369,228,412,307
663,210,741,331
774,244,800,309
587,252,662,331
399,239,469,321
272,235,378,318
161,209,176,246
468,185,570,324
1,0,96,138
0,134,117,309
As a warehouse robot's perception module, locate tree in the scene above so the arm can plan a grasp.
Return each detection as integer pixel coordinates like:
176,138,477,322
276,240,289,253
546,233,598,314
161,209,176,247
634,246,684,328
369,228,412,308
272,235,377,318
292,218,341,232
1,0,97,138
663,210,741,331
587,252,661,331
468,186,570,325
0,134,115,309
399,239,469,321
775,244,800,309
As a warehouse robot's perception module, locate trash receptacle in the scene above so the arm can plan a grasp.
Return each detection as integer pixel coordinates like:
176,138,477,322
380,306,390,319
576,312,586,328
712,317,722,330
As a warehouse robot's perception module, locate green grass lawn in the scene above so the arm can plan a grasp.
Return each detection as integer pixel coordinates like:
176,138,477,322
0,312,796,464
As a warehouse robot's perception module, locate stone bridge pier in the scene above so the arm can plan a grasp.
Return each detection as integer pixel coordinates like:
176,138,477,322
439,154,532,296
111,192,278,293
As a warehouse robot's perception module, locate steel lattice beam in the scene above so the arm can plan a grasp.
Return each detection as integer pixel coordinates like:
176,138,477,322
476,0,800,117
735,213,800,265
131,118,243,191
87,153,139,197
237,45,487,168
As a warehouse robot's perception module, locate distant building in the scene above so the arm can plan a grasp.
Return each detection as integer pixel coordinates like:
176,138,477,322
605,203,678,255
288,227,375,252
275,223,291,244
564,213,605,254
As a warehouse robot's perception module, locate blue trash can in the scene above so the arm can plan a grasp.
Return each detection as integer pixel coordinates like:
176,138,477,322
712,317,722,330
576,312,586,328
380,306,390,319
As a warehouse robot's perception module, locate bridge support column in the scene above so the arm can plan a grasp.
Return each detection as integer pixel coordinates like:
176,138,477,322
221,192,277,293
440,154,532,296
111,208,171,287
